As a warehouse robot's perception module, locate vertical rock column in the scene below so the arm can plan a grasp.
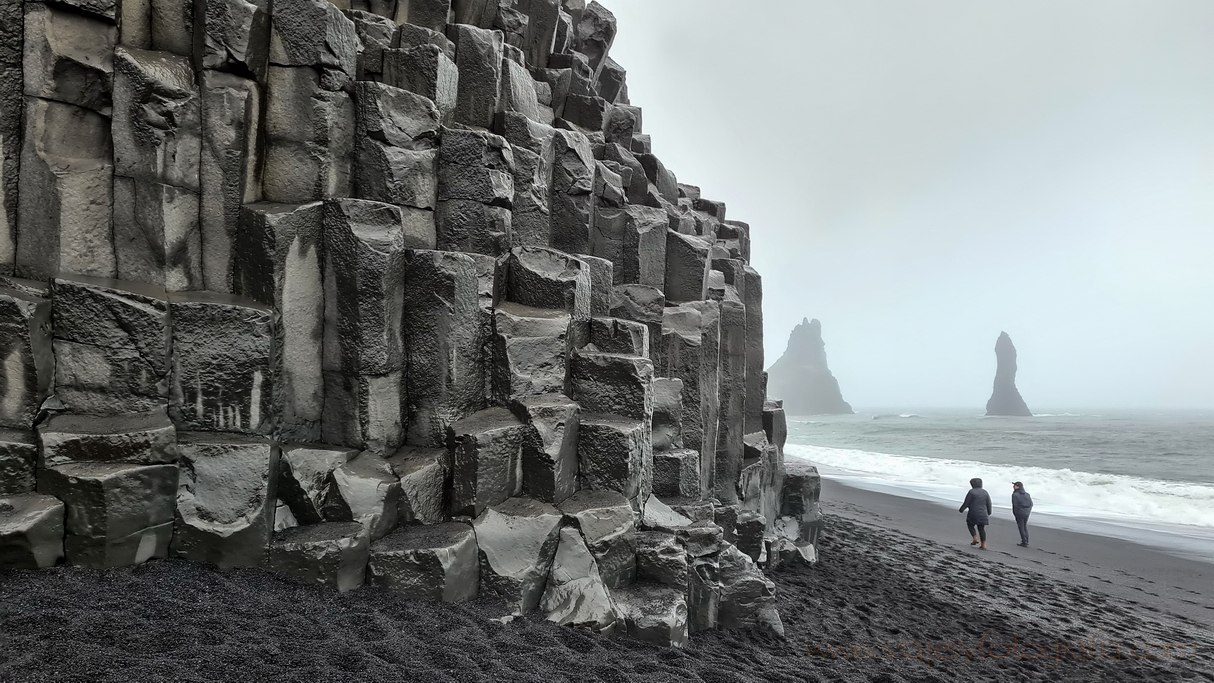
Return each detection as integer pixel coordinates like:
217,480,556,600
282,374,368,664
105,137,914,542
16,5,117,281
0,0,22,271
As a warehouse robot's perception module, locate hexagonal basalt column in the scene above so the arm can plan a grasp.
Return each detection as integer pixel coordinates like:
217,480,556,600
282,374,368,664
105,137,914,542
449,407,525,517
172,433,279,568
386,446,447,525
38,462,178,568
473,496,562,614
0,288,53,430
367,522,479,601
277,444,358,524
511,394,579,505
0,494,65,569
267,521,369,592
0,431,37,496
558,489,635,589
540,526,619,632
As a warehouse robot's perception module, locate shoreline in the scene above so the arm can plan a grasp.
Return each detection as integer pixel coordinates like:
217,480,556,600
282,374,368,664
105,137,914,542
822,478,1214,629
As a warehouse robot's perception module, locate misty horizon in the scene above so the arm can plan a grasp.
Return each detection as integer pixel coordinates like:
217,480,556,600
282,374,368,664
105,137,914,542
608,0,1214,411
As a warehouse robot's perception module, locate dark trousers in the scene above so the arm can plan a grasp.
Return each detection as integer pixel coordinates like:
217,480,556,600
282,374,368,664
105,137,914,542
1015,514,1030,544
966,523,987,542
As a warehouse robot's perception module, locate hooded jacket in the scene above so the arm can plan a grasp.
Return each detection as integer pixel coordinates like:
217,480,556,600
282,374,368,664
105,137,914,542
959,487,992,525
1012,488,1034,517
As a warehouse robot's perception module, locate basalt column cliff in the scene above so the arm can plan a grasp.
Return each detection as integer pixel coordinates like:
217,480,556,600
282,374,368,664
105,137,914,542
0,0,823,646
985,331,1032,417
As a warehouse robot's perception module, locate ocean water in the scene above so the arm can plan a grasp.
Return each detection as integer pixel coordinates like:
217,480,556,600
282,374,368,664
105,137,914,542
784,411,1214,561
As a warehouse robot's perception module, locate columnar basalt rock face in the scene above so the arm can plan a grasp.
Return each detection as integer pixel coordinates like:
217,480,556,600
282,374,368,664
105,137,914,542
0,0,828,648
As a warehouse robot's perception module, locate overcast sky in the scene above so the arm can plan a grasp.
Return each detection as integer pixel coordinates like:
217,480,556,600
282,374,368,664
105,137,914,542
607,0,1214,411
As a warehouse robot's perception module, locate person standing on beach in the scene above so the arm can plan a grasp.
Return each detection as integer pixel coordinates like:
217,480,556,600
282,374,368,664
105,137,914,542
958,478,992,550
1012,481,1033,547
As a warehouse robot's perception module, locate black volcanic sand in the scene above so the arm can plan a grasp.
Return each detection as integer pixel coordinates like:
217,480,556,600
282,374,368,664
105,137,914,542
3,517,1214,683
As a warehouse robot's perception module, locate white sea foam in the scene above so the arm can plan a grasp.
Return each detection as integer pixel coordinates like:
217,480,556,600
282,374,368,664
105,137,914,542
786,443,1214,530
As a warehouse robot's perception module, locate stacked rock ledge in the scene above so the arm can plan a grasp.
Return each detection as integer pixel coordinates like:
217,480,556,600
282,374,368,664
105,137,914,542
0,0,826,648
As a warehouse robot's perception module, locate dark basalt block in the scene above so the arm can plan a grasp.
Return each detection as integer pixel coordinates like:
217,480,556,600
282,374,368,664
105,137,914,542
473,496,562,614
0,288,53,431
449,407,525,517
512,394,580,505
577,413,650,509
540,525,619,631
277,445,358,524
558,489,636,589
267,521,369,592
0,494,65,569
386,446,448,525
367,522,479,601
321,451,402,541
0,431,37,496
614,583,688,648
38,411,178,469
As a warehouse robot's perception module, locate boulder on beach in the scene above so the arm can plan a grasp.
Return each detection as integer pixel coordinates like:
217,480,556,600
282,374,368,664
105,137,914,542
985,332,1032,417
766,318,853,415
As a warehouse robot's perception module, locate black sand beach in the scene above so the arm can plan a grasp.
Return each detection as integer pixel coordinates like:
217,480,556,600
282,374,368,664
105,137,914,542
3,484,1212,682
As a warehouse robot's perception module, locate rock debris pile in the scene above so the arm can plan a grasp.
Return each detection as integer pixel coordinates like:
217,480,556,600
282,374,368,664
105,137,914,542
0,0,824,646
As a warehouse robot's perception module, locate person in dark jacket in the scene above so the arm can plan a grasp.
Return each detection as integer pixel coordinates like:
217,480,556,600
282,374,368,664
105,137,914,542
958,477,992,550
1012,481,1034,547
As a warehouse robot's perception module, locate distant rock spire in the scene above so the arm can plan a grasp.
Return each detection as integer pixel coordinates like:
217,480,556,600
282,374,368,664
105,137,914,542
985,332,1033,416
766,318,853,415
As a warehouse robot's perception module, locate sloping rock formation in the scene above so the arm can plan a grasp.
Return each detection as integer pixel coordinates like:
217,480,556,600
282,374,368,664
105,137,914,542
0,0,825,647
766,318,852,415
985,331,1032,417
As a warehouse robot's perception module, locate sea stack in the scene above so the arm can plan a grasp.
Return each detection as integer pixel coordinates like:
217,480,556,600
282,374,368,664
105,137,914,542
767,319,853,415
985,332,1033,416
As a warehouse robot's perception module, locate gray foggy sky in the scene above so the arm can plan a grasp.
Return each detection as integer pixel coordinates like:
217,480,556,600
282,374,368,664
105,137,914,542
606,0,1214,411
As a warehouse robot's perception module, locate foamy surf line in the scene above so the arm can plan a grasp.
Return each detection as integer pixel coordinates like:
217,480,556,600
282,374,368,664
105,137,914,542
786,443,1214,561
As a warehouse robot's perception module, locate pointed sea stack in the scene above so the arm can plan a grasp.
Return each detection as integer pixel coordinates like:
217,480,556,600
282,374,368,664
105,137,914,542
985,332,1032,416
767,319,853,415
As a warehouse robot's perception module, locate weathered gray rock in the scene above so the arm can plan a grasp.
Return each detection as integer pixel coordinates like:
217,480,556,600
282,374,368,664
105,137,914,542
775,461,823,565
0,431,37,496
548,129,594,255
577,413,649,507
561,93,607,132
499,57,540,121
659,301,720,500
664,232,711,304
510,393,578,505
323,198,408,376
490,304,569,403
495,246,592,321
0,288,53,430
614,583,688,647
386,446,447,525
575,254,613,317
505,139,552,248
267,0,359,87
572,1,615,81
38,461,178,568
591,203,666,288
233,202,325,442
685,555,719,634
193,0,269,73
449,23,503,128
200,72,262,293
0,7,19,270
639,494,691,533
38,411,177,469
717,544,779,635
267,521,369,592
382,45,459,123
172,433,278,568
558,489,635,588
449,407,524,516
168,292,273,433
762,400,788,452
438,127,513,206
402,250,483,447
651,377,683,452
346,9,395,79
320,369,405,453
262,66,354,203
714,299,746,504
532,67,571,118
601,104,639,147
473,496,562,613
51,275,170,416
22,5,116,114
111,176,203,291
353,82,441,212
607,283,662,366
112,47,201,191
367,522,480,601
735,511,765,563
321,451,401,540
651,448,699,500
15,97,115,282
517,0,559,68
586,317,646,357
0,494,65,569
571,351,652,421
634,530,685,586
394,23,457,62
596,56,625,103
400,0,451,31
713,503,738,545
637,153,677,205
540,525,619,631
277,445,357,524
436,198,512,255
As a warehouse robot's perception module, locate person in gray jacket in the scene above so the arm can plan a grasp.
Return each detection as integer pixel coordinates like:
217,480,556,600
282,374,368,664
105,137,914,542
1012,481,1034,547
958,477,992,550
